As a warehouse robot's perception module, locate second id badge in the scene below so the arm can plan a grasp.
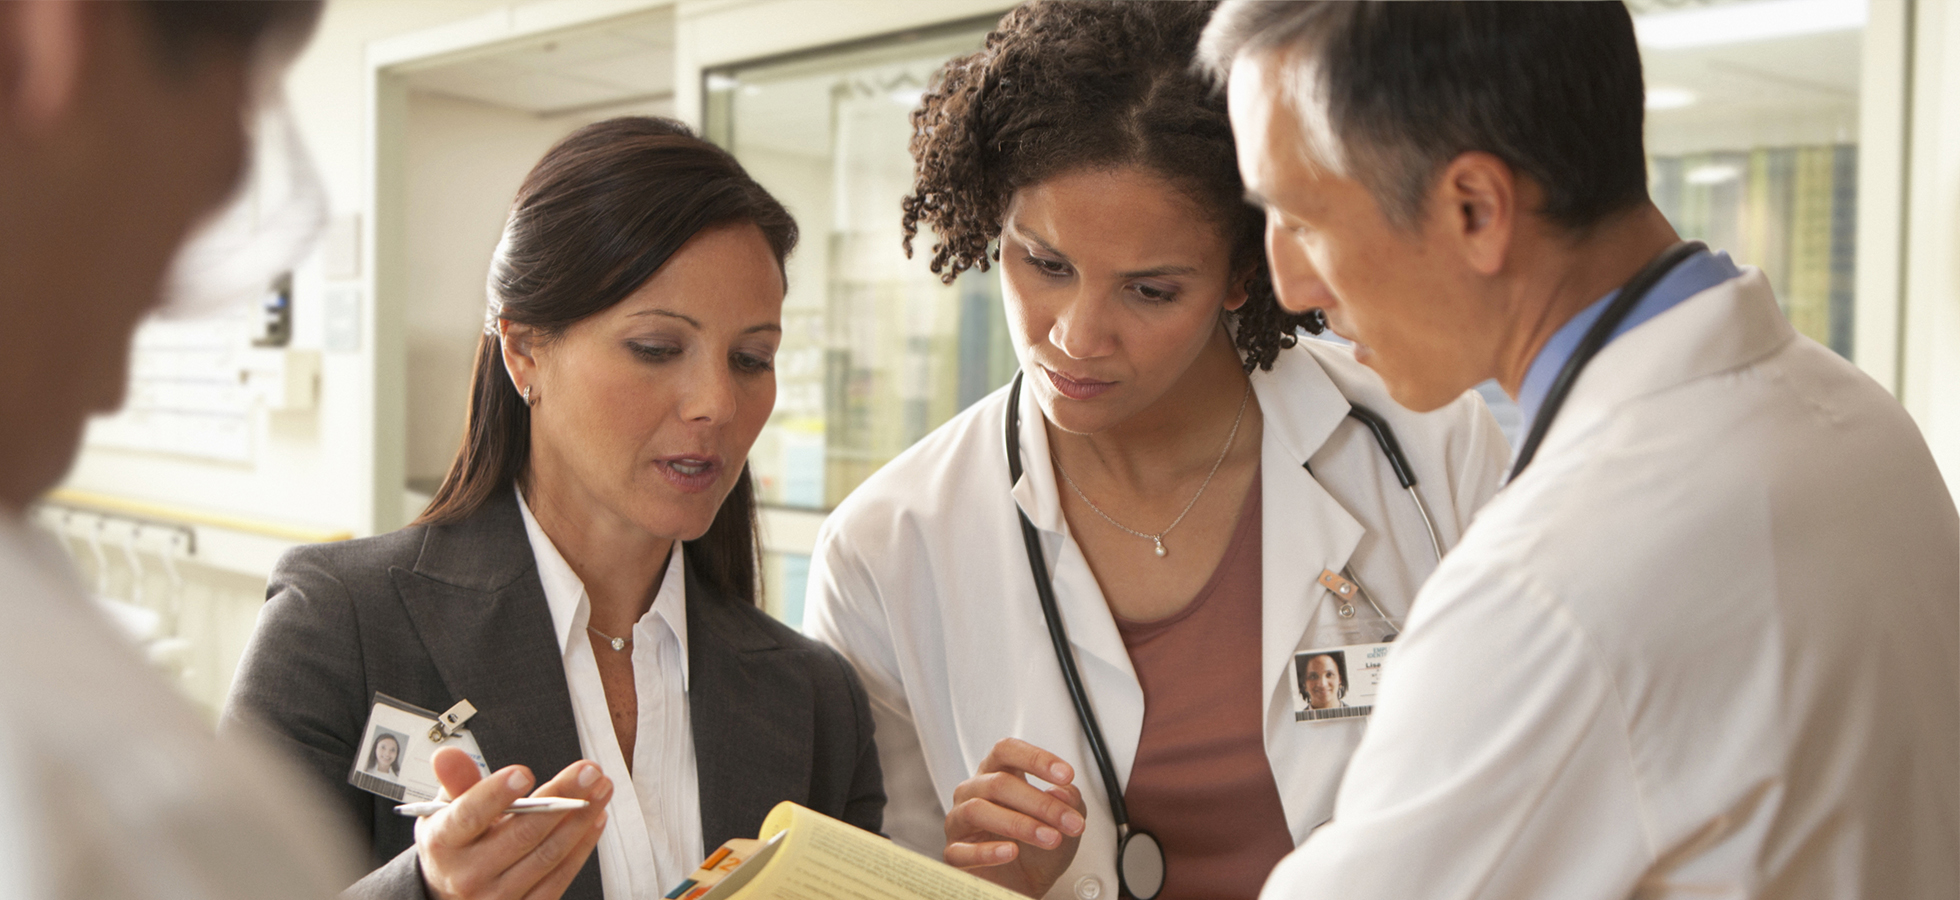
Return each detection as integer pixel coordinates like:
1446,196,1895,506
1292,641,1391,722
348,693,491,802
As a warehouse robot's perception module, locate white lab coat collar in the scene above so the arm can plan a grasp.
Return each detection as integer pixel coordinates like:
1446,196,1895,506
1251,344,1367,732
516,486,690,689
1255,337,1357,466
1007,373,1066,535
1534,268,1790,470
1006,374,1142,703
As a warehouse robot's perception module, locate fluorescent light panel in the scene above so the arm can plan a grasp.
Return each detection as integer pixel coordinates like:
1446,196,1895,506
1685,164,1743,185
1646,86,1699,110
1636,0,1865,50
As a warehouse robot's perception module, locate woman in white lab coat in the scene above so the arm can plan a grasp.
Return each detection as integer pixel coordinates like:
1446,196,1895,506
805,4,1510,900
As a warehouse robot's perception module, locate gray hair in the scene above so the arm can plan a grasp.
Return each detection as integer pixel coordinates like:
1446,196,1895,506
1198,1,1650,232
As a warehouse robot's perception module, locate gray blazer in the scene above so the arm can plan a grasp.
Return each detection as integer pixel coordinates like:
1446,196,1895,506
222,489,884,899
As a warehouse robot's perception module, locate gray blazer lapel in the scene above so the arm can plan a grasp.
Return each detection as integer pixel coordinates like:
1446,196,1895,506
688,568,815,850
391,491,600,899
389,575,583,777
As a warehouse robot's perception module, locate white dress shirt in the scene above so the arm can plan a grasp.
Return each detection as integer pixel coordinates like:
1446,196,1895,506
1260,272,1958,899
517,489,704,899
0,515,357,898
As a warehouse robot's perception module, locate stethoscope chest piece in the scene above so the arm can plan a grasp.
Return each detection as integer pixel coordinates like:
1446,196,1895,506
1119,827,1165,900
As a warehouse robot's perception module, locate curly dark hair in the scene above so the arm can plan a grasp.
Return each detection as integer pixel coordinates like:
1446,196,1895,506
901,0,1321,371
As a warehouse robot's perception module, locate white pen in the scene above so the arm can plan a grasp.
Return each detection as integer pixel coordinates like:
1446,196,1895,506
395,797,591,817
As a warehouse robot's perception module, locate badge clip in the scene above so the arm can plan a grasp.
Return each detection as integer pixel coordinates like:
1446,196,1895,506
428,699,478,743
1318,568,1358,618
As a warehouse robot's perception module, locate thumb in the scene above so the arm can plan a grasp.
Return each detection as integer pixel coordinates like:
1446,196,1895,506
431,746,485,802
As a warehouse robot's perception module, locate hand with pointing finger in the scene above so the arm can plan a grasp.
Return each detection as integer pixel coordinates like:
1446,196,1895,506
415,747,612,900
945,738,1088,898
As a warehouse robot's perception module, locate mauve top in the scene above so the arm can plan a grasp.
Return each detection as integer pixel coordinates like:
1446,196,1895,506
1114,471,1295,900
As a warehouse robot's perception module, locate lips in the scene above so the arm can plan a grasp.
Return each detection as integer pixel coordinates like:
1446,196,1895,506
1041,366,1116,401
655,455,722,493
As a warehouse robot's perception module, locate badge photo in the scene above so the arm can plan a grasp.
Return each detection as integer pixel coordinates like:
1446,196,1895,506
1293,642,1392,722
349,693,490,802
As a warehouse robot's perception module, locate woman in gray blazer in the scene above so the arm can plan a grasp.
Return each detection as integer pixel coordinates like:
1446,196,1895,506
224,117,883,900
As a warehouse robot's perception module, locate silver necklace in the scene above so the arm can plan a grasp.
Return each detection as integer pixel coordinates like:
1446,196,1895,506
586,624,631,652
1051,380,1252,559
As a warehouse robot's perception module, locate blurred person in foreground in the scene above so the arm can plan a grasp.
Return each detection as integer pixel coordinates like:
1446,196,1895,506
0,0,354,897
1201,3,1958,899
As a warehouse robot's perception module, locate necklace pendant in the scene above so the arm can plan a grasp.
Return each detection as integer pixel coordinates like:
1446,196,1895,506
610,637,626,651
1153,537,1167,558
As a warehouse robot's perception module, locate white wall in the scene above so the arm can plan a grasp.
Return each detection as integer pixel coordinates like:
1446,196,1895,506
401,89,680,497
403,93,572,491
1902,0,1960,496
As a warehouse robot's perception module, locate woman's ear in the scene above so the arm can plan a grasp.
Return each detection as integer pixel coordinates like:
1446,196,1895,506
499,319,541,401
1222,265,1253,312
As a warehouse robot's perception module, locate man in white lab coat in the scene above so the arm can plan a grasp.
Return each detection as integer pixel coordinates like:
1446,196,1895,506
0,3,354,896
1201,3,1958,898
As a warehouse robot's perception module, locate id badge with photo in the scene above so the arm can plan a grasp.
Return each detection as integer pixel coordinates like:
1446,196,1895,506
348,693,490,802
1291,642,1392,722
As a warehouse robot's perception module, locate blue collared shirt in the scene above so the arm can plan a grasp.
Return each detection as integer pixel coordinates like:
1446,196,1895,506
1514,248,1743,432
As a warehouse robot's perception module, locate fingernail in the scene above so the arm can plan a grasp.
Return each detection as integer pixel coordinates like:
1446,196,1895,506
1061,811,1085,834
507,769,532,791
1035,826,1060,847
1049,762,1069,782
994,844,1015,861
578,764,600,787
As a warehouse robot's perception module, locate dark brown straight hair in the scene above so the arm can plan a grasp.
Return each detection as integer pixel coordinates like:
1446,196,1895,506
417,117,797,606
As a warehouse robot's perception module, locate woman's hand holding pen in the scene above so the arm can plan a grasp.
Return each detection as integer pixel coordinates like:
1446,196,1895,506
945,738,1088,898
416,747,612,900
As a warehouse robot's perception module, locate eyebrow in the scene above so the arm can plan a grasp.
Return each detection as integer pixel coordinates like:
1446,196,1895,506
1005,220,1067,262
630,309,699,326
629,308,781,335
1117,263,1199,279
1005,219,1200,281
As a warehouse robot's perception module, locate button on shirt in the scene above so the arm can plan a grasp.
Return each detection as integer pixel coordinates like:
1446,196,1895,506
517,489,702,899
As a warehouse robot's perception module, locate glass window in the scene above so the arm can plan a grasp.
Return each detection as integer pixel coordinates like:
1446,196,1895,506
706,22,1010,515
1636,0,1866,357
705,21,1008,622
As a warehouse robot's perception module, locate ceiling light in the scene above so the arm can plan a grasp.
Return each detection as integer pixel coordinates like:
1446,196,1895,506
1646,86,1698,110
1685,164,1743,185
1636,0,1865,50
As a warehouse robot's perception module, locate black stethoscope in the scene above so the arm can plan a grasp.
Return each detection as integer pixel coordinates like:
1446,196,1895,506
999,240,1702,899
1003,372,1437,898
1509,240,1706,480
